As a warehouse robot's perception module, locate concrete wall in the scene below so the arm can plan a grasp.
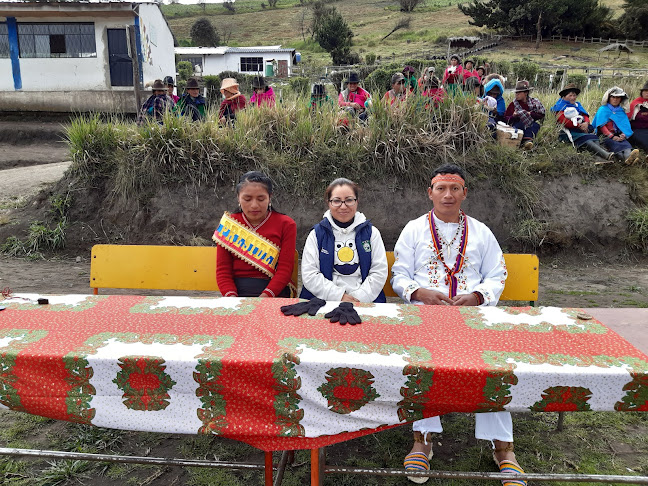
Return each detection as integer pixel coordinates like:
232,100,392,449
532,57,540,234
1,15,133,92
1,5,173,112
138,4,175,84
0,89,144,113
200,51,293,76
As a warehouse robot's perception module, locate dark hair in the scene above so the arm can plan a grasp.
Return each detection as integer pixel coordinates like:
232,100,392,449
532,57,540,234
233,171,276,214
432,164,466,184
325,178,359,202
236,171,273,196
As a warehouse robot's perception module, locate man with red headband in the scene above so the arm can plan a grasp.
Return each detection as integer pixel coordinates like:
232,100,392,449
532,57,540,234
392,164,525,486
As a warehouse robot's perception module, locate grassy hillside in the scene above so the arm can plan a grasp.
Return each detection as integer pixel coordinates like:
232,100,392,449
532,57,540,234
163,0,647,71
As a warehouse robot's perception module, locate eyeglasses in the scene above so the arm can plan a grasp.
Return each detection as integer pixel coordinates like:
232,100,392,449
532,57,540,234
329,197,357,208
397,80,405,84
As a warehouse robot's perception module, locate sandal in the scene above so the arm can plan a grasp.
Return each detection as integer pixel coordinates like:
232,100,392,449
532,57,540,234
404,432,434,484
493,443,527,486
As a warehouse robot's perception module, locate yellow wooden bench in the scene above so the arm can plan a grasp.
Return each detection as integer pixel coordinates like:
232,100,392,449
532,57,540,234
384,252,539,305
90,244,299,294
91,245,538,305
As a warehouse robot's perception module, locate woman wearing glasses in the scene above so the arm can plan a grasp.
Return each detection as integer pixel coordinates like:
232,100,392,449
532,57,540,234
300,178,388,303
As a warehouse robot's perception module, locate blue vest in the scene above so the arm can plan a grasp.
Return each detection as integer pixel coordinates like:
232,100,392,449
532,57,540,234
300,218,386,303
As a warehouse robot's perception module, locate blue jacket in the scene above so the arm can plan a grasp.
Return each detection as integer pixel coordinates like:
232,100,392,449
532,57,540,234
300,218,386,303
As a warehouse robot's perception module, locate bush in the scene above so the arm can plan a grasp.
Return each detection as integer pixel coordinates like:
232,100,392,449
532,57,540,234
512,61,540,82
567,74,587,90
399,0,421,12
288,77,310,96
365,53,376,65
364,68,393,93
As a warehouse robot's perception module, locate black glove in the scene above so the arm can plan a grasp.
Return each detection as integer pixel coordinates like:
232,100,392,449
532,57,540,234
280,297,326,317
324,302,361,325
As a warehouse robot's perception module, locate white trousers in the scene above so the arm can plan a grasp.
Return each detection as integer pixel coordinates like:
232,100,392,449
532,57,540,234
412,412,513,444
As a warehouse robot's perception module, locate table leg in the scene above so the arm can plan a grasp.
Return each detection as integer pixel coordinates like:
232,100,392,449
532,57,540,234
265,451,273,486
310,448,324,486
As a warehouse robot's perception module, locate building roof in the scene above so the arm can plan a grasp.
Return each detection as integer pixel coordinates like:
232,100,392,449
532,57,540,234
175,46,295,56
0,1,159,16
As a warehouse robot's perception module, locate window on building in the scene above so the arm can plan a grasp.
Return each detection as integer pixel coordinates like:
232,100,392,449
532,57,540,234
240,56,263,72
0,23,9,58
17,23,96,58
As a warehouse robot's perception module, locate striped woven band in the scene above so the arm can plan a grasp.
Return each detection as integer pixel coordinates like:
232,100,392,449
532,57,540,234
431,174,465,187
403,452,431,471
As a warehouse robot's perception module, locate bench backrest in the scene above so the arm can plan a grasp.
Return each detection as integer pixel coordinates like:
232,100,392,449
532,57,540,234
90,244,299,294
383,251,539,304
91,245,538,304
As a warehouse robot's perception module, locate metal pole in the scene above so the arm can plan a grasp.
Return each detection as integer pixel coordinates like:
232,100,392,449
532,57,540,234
0,447,267,471
127,25,141,113
324,466,648,484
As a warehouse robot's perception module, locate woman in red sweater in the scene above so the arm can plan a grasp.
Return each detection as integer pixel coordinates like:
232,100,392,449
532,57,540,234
213,171,297,297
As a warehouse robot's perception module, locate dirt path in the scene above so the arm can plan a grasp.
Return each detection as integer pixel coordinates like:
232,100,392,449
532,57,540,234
0,161,72,199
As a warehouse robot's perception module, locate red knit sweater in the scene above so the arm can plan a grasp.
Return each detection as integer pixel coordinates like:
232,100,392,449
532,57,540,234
216,211,297,297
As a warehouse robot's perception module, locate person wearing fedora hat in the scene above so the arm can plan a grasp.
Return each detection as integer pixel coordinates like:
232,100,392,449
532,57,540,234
462,59,480,85
137,79,174,126
442,55,463,95
628,80,648,156
163,75,179,104
338,72,371,121
383,73,409,106
218,77,247,125
175,77,207,121
402,65,418,93
250,76,275,108
592,86,640,164
504,80,546,150
551,83,613,161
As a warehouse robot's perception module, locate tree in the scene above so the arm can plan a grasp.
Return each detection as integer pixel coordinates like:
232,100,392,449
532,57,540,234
190,18,220,47
458,0,612,39
399,0,421,12
618,0,648,40
313,6,355,64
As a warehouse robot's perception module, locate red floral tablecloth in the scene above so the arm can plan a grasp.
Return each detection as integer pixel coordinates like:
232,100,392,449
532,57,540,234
0,294,646,451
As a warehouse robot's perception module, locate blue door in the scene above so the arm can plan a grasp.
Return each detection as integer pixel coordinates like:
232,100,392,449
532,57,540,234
107,28,133,87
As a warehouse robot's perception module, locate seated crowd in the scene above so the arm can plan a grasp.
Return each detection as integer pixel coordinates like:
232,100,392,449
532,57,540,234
138,59,648,163
213,166,527,486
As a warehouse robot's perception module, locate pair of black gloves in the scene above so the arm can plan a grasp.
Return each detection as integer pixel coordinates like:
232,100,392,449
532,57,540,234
280,297,362,325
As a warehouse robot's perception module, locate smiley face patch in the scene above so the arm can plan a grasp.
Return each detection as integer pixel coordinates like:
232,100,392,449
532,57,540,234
334,239,359,275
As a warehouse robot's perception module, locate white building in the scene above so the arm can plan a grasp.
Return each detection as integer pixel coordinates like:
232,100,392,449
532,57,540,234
0,1,175,113
175,46,298,78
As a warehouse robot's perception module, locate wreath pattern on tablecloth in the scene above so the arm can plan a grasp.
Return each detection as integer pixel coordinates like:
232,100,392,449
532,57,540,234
482,351,648,412
0,330,49,412
113,356,176,411
530,386,592,412
64,333,234,429
318,367,380,414
272,338,434,435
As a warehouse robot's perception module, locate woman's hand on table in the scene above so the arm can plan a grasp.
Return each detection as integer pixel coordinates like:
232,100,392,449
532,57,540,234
341,293,360,303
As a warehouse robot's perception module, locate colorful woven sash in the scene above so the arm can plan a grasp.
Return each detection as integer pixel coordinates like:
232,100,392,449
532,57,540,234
428,210,468,298
212,212,281,279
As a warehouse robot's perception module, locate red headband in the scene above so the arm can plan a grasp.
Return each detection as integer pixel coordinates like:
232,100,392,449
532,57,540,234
431,174,465,187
